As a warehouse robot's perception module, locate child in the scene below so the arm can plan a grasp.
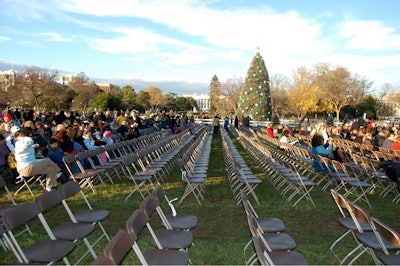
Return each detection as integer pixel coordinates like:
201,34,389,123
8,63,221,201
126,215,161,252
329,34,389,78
43,138,69,184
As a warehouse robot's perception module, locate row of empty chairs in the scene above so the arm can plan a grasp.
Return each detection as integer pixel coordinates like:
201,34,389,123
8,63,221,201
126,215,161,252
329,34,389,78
239,189,309,265
221,127,262,206
93,185,198,265
330,189,400,265
176,126,212,205
1,180,110,265
233,127,317,207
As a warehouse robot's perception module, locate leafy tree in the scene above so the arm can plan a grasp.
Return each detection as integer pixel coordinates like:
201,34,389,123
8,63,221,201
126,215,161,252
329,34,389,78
136,90,151,110
237,52,272,121
314,63,364,121
287,67,318,118
89,91,111,111
117,85,137,109
142,86,166,108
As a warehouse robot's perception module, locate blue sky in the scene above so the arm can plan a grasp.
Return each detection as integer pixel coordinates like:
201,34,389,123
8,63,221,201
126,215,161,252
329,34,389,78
1,0,399,94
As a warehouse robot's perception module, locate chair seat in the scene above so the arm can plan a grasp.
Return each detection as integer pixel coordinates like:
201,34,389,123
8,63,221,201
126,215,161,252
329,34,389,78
165,214,198,230
356,232,398,250
257,217,286,233
263,233,297,251
74,209,109,223
52,222,95,240
268,250,309,265
144,249,190,265
151,228,193,249
380,254,400,265
338,217,371,232
24,239,76,263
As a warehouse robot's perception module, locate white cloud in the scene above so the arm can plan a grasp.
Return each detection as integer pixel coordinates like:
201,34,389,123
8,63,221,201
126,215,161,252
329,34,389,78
338,20,400,51
40,32,70,42
0,36,11,41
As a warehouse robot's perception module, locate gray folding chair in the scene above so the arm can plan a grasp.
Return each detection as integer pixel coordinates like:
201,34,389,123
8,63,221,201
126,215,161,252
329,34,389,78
2,202,76,264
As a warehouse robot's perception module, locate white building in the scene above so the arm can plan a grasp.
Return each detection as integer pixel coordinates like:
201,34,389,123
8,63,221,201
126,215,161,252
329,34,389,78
0,70,16,91
183,93,210,112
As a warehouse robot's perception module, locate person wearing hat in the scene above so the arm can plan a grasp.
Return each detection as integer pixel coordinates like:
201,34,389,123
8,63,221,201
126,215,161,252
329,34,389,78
14,129,61,191
5,125,21,152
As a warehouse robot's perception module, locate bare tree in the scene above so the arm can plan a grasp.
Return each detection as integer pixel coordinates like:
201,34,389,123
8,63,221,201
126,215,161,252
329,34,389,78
220,77,243,115
11,67,60,111
269,74,292,118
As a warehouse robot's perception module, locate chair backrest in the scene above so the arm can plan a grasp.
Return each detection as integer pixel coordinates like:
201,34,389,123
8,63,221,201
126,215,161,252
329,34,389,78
2,202,40,231
103,230,134,265
139,195,158,218
252,236,270,265
152,185,166,204
330,189,349,218
371,216,400,255
63,153,77,165
59,180,81,199
125,209,148,240
35,189,64,212
346,200,371,233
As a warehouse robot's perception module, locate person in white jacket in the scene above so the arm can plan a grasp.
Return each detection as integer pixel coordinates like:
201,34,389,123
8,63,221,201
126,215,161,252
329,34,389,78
14,128,60,191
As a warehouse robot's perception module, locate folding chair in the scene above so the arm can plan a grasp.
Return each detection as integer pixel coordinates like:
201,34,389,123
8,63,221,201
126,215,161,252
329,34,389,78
123,155,155,201
2,202,76,264
0,177,32,241
371,217,400,265
139,195,193,251
13,174,46,198
35,189,98,264
345,200,398,265
125,210,190,265
76,150,113,187
63,153,98,194
151,185,198,231
240,190,285,234
88,147,122,182
341,162,372,207
58,181,111,245
252,236,308,266
329,189,372,264
177,157,205,205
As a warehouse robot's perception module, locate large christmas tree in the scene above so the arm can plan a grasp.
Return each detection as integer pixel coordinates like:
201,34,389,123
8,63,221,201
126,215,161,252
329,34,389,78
237,52,272,121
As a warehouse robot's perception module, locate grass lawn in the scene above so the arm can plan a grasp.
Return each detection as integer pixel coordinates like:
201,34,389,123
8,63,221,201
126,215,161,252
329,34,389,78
1,129,399,265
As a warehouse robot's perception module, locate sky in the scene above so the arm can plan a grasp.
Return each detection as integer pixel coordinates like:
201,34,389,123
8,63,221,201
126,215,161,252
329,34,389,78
1,0,399,94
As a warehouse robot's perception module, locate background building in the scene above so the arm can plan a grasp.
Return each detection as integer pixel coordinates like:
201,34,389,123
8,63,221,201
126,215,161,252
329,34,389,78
182,93,210,112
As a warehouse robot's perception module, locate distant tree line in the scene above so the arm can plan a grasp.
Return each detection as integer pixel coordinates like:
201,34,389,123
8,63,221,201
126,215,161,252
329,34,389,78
208,63,400,121
0,68,198,116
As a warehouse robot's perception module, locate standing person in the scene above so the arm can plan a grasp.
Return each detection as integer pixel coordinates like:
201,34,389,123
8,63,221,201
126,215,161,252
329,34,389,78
224,116,229,129
266,124,274,138
213,115,220,134
14,129,60,191
234,115,239,129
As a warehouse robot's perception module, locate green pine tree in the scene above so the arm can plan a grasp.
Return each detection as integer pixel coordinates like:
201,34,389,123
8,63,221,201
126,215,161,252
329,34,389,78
237,52,272,121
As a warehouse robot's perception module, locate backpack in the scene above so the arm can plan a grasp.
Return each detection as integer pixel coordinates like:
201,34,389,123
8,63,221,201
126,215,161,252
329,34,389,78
7,151,17,169
385,162,400,183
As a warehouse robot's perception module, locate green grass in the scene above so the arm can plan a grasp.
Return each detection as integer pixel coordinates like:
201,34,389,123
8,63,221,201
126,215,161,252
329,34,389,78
1,130,399,265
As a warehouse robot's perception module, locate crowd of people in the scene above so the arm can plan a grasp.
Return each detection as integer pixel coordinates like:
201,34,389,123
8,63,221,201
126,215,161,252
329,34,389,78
266,117,400,171
0,107,196,190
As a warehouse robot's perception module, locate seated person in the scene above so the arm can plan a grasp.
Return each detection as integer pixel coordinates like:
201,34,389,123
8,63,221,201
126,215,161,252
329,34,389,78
311,134,347,170
43,138,69,184
14,129,61,191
